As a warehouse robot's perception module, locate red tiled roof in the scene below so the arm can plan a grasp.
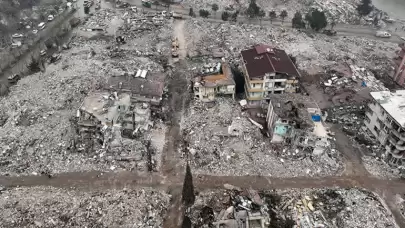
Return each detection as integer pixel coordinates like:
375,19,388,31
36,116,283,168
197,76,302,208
241,44,300,80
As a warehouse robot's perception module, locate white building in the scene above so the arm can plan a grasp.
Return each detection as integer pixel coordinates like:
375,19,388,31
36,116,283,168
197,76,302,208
365,90,405,166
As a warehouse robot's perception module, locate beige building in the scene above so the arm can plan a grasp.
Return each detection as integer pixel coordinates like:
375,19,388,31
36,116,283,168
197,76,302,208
193,61,235,102
240,44,300,104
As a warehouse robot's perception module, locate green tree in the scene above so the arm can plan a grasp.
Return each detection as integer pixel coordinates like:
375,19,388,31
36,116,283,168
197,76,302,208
54,5,60,12
212,3,218,17
258,9,265,25
199,9,210,18
182,164,195,207
357,0,373,16
292,11,305,29
269,10,277,24
305,9,328,31
221,11,230,21
280,10,288,24
246,0,260,19
189,7,195,17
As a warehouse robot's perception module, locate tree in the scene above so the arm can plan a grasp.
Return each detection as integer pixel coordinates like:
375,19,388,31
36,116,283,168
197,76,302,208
305,9,328,31
246,0,260,19
199,9,210,18
189,7,195,17
269,10,277,24
221,11,230,21
153,0,159,10
357,0,373,17
231,11,239,22
280,10,288,24
292,11,305,29
54,5,60,12
211,3,218,17
258,9,265,25
182,164,195,206
330,20,336,30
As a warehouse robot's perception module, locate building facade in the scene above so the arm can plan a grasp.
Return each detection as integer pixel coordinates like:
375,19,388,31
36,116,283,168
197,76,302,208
193,61,235,102
365,90,405,166
240,44,300,104
392,43,405,87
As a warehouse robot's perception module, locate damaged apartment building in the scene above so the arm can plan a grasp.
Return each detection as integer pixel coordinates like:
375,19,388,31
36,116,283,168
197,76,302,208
74,71,166,151
265,94,330,156
240,44,300,105
365,90,405,167
192,60,235,102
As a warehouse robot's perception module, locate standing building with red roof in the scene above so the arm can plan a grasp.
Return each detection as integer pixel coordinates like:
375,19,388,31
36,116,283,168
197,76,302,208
240,44,300,104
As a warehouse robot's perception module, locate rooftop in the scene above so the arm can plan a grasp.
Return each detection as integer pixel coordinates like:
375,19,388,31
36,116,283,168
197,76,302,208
193,62,235,87
106,72,166,98
241,44,300,80
80,92,131,125
370,90,405,127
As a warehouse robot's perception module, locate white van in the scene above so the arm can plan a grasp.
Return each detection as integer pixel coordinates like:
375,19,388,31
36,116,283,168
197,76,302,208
375,31,391,38
38,22,46,30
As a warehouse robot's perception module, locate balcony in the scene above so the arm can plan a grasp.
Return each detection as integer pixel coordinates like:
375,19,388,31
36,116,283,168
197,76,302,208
392,130,405,141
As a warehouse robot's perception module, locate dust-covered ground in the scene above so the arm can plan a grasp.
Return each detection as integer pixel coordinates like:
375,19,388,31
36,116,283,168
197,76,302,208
0,186,171,227
181,98,343,177
184,18,396,71
188,187,398,228
0,9,172,176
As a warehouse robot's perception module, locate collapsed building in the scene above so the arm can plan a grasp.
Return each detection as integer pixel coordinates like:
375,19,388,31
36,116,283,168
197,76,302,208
240,44,300,105
192,61,235,102
365,90,405,167
265,94,334,159
75,71,166,151
392,43,405,87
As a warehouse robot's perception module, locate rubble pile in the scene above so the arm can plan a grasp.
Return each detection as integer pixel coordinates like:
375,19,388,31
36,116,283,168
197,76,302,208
0,7,172,175
184,19,397,70
187,187,270,227
362,156,400,179
189,187,397,228
325,105,366,135
182,98,343,177
0,186,171,227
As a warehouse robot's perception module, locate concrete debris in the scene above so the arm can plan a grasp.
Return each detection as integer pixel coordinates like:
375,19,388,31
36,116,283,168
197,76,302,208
0,186,170,227
182,98,343,177
0,8,172,175
362,156,401,180
184,18,396,71
189,188,397,228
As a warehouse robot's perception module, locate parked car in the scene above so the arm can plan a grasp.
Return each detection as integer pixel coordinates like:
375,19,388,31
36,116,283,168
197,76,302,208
323,29,337,36
7,74,21,84
131,6,137,12
48,15,54,21
401,37,405,41
32,29,38,34
49,54,62,63
38,22,46,30
12,33,23,38
40,49,47,56
375,31,391,38
11,41,22,48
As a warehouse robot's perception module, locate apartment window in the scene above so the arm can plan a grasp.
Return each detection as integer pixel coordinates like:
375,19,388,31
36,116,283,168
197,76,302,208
377,118,384,129
374,126,379,135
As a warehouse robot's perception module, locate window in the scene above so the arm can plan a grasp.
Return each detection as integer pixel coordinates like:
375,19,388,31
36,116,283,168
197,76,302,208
364,115,371,124
374,126,379,135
